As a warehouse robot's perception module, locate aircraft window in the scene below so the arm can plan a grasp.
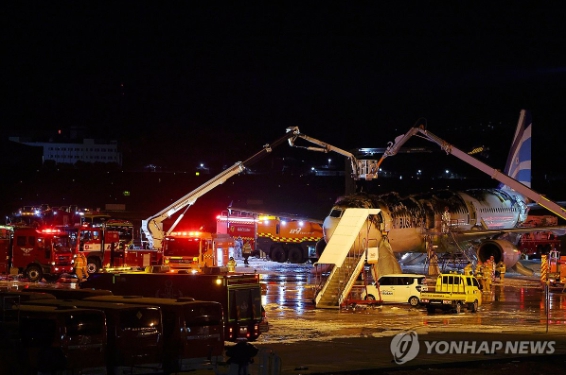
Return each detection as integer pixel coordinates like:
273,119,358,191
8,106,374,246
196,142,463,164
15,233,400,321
329,209,342,218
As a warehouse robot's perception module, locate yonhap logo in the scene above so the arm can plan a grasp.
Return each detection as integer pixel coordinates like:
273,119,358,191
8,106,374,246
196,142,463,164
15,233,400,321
390,331,557,365
390,331,420,364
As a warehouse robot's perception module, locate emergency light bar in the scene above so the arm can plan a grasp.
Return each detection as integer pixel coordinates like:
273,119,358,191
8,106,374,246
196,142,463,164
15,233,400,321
40,228,62,235
216,215,259,223
168,231,203,237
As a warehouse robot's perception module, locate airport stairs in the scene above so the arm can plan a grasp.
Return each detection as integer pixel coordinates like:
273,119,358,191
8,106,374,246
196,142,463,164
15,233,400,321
313,208,381,309
315,255,366,309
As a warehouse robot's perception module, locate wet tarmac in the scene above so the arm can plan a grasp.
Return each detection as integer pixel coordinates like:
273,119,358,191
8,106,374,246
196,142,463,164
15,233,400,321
2,257,565,374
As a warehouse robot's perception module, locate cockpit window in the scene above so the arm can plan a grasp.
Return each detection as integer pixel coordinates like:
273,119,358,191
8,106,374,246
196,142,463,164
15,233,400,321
329,209,343,218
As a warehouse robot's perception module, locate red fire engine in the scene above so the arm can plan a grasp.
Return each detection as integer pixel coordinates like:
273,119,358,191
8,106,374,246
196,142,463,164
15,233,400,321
0,224,74,281
518,215,563,259
76,219,162,273
162,230,235,272
216,209,323,263
548,249,566,286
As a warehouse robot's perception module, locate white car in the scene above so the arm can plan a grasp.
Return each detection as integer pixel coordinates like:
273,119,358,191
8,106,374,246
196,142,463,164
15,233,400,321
361,274,428,307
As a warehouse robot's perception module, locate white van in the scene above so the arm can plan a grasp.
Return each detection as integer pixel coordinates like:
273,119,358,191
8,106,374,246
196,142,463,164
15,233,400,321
361,274,427,307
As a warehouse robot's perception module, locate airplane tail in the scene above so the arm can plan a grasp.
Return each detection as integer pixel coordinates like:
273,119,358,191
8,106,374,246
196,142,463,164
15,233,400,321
502,109,532,189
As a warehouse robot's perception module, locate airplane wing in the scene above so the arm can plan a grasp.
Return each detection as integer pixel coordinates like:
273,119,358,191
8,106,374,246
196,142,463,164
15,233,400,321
527,202,566,211
452,225,566,241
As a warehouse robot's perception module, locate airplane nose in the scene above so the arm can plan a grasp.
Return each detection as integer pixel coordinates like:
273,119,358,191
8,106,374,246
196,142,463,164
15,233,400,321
322,216,338,242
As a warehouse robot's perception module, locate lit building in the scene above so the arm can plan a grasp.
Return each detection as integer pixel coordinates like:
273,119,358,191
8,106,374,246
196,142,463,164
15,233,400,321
8,137,122,166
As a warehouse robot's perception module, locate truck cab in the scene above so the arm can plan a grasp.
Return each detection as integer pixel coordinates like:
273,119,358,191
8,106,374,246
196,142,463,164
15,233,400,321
420,273,482,314
3,226,74,281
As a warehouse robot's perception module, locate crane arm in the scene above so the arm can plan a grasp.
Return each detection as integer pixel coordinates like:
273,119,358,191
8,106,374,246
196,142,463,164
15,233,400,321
286,128,361,180
142,126,361,250
142,127,302,249
377,125,566,221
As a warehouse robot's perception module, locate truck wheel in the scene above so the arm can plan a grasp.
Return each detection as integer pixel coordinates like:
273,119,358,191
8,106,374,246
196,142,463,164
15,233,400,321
471,300,478,313
408,296,420,307
426,305,435,314
87,258,101,273
455,302,462,314
26,265,43,282
365,294,376,301
270,246,287,263
287,247,303,264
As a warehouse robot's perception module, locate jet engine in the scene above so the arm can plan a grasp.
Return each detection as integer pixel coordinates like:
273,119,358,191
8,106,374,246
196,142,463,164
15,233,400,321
476,239,532,275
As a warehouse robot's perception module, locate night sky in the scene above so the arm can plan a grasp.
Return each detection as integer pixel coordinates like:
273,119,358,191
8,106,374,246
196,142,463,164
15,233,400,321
3,3,566,220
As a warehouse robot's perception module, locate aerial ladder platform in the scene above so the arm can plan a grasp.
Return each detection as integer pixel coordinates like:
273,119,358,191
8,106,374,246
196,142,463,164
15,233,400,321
313,208,381,309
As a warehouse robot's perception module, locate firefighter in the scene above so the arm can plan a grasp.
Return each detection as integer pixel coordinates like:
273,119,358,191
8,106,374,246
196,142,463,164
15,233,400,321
476,261,485,290
489,255,496,282
463,262,473,276
428,251,440,275
74,252,89,282
242,241,252,266
227,257,237,272
483,261,492,292
496,260,506,282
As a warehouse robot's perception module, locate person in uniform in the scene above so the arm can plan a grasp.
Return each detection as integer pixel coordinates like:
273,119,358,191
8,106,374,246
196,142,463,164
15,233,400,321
242,241,252,266
489,255,496,282
496,260,506,282
74,252,89,282
227,257,237,272
463,262,473,276
428,251,440,275
476,261,485,290
483,261,492,292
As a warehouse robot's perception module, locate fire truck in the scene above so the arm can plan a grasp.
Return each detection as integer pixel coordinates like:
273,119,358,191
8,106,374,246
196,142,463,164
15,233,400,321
216,209,323,263
81,270,265,341
518,215,563,259
0,224,74,281
77,219,161,273
162,230,235,272
548,249,566,285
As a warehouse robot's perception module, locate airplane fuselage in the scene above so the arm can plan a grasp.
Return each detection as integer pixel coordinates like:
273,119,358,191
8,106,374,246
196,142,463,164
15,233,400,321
322,189,529,255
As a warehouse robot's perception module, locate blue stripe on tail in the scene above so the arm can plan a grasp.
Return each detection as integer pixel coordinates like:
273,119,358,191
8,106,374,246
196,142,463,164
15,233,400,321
503,109,532,188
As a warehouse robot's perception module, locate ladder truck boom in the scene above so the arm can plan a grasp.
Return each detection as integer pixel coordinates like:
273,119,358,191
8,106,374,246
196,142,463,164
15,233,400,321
287,131,360,180
142,127,361,250
376,119,566,221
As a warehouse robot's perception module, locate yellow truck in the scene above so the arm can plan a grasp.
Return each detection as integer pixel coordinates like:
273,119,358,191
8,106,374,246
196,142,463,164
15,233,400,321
420,273,482,314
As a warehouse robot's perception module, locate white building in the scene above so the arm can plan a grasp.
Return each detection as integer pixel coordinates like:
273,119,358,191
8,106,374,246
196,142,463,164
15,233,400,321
9,137,122,166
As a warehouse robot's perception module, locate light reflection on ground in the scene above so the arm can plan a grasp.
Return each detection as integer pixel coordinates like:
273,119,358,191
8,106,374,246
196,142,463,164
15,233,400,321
251,257,566,346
